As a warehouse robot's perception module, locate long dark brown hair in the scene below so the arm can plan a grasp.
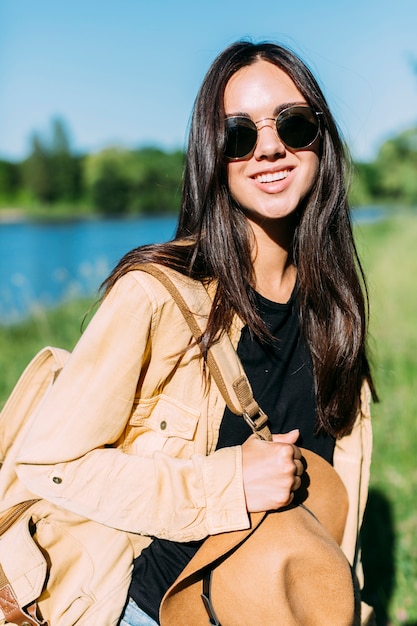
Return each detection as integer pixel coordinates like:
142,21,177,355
103,40,376,437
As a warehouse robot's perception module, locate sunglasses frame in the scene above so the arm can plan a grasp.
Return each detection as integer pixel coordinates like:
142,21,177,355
224,105,323,160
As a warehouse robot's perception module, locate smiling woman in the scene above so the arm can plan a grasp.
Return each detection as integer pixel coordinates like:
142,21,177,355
224,61,320,302
5,40,377,626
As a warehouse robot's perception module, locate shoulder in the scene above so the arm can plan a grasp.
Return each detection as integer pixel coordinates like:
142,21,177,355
100,264,213,332
104,265,184,311
124,263,214,312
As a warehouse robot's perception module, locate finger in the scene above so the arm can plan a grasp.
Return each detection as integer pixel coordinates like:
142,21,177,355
294,459,304,477
272,429,300,445
291,444,302,460
292,475,302,492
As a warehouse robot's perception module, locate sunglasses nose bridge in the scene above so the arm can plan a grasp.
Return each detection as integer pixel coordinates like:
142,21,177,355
254,117,277,132
253,117,285,153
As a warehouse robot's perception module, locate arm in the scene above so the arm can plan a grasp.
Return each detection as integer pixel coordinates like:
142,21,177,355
16,272,248,541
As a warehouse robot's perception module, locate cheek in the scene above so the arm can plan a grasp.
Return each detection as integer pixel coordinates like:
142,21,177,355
226,163,245,203
302,153,320,194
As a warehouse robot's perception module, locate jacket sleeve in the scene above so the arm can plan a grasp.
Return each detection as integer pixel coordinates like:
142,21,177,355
15,272,249,541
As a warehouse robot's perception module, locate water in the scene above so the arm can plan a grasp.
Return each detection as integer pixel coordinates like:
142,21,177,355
0,216,178,324
351,205,386,224
0,206,386,325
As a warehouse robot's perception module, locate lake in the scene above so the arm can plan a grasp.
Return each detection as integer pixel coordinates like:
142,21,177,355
0,216,178,324
0,206,384,324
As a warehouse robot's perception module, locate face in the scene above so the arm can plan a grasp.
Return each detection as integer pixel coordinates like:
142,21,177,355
224,60,320,227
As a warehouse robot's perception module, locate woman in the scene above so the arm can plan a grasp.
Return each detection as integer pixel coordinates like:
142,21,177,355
15,41,375,625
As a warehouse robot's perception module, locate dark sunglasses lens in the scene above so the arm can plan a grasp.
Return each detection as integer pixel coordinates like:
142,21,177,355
224,118,257,159
277,108,319,149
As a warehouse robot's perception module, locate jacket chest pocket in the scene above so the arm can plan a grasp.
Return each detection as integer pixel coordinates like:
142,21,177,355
123,394,200,457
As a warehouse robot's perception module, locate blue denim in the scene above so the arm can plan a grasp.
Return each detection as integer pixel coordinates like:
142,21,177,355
119,598,158,626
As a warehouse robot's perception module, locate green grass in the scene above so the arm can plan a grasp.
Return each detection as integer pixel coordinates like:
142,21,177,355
0,298,95,402
355,213,417,625
0,214,416,625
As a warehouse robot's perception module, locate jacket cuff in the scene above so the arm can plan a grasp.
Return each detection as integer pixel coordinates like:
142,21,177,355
201,446,250,534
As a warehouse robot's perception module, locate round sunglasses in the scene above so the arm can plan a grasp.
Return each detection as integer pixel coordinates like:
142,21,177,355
224,105,322,160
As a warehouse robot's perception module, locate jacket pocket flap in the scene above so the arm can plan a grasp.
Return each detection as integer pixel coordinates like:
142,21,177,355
0,508,47,610
130,395,199,440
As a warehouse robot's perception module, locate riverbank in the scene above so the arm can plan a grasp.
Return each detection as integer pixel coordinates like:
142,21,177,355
0,203,395,225
0,207,28,223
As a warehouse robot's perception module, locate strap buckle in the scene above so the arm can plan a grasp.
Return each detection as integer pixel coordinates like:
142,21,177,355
242,407,270,440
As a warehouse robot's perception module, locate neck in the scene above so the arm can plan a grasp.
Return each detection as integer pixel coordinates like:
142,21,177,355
249,215,297,304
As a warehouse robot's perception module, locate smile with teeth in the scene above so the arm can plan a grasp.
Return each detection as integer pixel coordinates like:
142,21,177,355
254,169,291,183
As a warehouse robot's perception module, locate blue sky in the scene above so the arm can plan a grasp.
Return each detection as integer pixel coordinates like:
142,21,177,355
1,0,416,162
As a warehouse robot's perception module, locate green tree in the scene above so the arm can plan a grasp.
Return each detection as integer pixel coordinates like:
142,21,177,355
20,118,83,207
21,133,54,203
351,128,417,207
0,159,20,201
129,148,183,214
83,146,184,216
91,162,131,216
49,118,83,202
374,130,417,204
84,147,135,215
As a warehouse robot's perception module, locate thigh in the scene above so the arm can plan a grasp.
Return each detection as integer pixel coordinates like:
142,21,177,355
119,598,158,626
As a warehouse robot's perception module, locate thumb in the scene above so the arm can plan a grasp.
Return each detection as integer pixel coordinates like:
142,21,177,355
272,429,300,444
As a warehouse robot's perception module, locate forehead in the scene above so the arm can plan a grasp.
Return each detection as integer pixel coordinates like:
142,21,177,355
224,59,306,115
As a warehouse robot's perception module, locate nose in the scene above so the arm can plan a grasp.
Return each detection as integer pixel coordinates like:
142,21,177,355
253,120,286,160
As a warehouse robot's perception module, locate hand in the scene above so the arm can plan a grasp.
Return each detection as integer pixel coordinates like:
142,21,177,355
241,429,304,513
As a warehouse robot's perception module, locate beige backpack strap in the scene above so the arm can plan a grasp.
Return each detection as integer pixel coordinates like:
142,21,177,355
0,500,39,535
137,263,272,441
0,346,69,464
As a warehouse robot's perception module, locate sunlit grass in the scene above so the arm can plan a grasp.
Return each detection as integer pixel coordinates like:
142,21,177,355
0,298,94,402
355,212,417,625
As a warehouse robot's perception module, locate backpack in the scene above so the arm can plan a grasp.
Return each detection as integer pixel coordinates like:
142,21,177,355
0,347,135,626
0,346,70,520
0,342,156,626
1,346,69,469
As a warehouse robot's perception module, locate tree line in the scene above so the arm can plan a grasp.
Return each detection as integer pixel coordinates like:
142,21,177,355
1,117,417,218
352,127,417,207
0,118,184,217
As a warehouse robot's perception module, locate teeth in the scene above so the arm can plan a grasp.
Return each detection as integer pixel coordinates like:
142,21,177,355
255,170,290,183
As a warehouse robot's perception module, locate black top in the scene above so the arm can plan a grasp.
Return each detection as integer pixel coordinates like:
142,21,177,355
129,289,335,622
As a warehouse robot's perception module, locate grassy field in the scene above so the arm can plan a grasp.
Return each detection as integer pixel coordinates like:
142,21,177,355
0,298,94,402
0,213,416,625
355,213,417,625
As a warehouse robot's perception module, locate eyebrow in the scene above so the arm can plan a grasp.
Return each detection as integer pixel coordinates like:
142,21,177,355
225,101,308,118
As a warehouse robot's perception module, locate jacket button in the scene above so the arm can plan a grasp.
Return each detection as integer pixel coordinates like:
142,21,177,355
160,420,167,431
52,476,62,484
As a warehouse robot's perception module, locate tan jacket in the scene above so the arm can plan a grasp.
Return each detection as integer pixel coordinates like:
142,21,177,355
6,268,372,622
